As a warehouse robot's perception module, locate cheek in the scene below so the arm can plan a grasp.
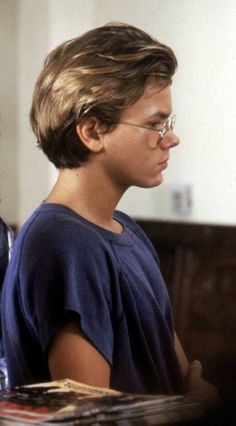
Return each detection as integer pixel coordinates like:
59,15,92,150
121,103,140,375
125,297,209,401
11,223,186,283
105,133,135,162
102,130,158,174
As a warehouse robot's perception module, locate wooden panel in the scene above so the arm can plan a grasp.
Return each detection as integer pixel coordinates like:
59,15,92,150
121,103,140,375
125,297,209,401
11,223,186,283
137,219,236,404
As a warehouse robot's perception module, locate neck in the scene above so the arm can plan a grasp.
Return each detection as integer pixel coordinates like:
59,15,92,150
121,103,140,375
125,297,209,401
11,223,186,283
46,166,126,233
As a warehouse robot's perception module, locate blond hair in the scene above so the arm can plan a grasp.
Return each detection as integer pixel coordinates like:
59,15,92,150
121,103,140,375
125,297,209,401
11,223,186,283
30,22,177,168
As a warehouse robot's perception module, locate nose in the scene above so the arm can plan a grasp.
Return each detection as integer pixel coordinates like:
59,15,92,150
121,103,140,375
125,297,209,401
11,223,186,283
159,130,180,150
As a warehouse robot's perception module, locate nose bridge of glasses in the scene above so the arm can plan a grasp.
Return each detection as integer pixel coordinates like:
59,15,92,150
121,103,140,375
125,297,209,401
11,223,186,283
159,113,176,137
159,120,169,138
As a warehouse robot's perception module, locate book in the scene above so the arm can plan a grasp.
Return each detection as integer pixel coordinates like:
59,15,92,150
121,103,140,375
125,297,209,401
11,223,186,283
0,379,206,425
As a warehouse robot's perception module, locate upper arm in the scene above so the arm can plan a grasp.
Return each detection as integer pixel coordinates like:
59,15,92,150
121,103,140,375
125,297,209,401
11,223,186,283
48,322,111,388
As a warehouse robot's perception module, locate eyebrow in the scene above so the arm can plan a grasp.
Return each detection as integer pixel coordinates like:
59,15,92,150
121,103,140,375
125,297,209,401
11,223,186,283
146,111,170,120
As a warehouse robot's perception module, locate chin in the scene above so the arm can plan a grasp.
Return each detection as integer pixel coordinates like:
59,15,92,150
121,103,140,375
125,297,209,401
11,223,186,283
149,173,164,187
137,175,164,189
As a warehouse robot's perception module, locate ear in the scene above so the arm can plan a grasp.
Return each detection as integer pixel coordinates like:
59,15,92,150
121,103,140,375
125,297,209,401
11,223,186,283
75,118,104,153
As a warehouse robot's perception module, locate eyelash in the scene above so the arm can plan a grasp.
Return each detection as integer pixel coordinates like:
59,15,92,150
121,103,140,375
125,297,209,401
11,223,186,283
147,121,162,129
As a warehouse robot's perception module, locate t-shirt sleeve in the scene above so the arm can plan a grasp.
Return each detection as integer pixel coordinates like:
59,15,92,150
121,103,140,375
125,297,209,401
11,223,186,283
18,221,116,365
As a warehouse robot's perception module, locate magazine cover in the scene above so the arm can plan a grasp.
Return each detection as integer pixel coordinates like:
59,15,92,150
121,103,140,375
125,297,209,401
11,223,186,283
0,379,205,425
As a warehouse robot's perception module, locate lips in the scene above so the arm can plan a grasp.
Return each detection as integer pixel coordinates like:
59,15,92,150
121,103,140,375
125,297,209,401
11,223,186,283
159,157,169,166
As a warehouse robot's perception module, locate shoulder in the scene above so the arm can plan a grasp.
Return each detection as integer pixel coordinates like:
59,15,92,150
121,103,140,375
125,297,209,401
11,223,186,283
16,204,110,259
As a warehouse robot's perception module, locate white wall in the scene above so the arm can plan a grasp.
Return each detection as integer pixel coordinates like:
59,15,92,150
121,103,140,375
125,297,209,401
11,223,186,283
1,0,236,226
17,0,96,225
17,0,50,226
94,0,236,225
0,0,18,224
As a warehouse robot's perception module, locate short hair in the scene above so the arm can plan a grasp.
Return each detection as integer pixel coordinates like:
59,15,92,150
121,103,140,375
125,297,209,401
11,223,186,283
30,22,177,169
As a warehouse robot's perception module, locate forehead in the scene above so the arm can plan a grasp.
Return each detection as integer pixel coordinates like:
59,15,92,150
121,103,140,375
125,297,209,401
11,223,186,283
121,83,172,121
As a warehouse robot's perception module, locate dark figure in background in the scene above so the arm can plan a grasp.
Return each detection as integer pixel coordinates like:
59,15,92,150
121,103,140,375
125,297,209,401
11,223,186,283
0,217,14,388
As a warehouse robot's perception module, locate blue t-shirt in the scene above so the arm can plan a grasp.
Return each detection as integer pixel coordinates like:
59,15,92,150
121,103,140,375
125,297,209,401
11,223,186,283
2,203,183,393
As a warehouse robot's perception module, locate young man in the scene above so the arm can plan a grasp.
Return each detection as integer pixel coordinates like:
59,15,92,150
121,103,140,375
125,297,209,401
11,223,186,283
2,23,218,403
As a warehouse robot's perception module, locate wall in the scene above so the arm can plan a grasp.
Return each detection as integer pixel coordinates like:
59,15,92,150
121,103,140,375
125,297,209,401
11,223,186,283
1,0,236,226
94,0,236,225
0,0,18,224
16,0,96,226
17,0,50,226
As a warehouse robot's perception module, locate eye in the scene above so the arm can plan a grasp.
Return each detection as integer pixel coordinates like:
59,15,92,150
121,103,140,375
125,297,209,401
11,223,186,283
147,121,162,130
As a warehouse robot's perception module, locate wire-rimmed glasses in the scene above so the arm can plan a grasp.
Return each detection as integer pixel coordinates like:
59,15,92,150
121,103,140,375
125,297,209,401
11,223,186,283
116,112,176,140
